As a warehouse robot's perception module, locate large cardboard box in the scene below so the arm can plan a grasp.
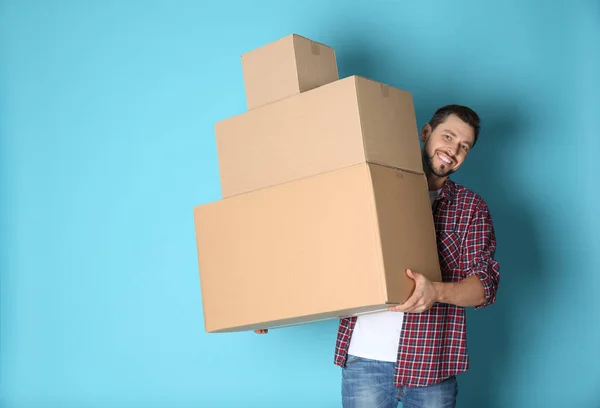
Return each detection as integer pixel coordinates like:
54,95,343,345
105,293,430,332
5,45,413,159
216,75,422,198
194,163,441,333
242,34,339,110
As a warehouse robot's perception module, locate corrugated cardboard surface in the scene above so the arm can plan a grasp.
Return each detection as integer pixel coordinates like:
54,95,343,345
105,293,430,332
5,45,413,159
294,34,338,93
194,163,440,333
203,305,395,334
216,76,363,198
356,77,422,173
369,165,442,303
216,76,423,198
241,34,338,110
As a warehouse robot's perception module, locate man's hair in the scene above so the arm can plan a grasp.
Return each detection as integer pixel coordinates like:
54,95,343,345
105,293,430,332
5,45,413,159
428,105,481,147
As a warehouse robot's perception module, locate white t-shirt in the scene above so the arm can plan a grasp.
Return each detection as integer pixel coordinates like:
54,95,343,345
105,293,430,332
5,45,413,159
347,188,441,362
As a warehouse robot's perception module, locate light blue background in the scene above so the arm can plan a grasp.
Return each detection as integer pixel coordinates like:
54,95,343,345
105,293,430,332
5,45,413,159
1,1,599,407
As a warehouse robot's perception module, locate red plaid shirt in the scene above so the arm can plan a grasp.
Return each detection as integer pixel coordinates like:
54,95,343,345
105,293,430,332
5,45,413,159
334,178,500,387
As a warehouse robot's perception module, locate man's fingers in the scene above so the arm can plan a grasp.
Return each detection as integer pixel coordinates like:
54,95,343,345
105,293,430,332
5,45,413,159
388,270,427,312
390,301,429,313
406,268,423,281
389,292,422,312
404,289,423,308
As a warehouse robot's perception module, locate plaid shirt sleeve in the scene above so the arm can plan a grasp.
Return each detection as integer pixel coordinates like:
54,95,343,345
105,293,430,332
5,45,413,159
461,201,500,309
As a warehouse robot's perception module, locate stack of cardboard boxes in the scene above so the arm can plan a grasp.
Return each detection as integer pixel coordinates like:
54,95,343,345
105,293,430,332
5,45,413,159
193,34,441,333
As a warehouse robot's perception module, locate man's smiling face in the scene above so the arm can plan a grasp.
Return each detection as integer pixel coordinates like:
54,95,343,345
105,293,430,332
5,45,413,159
421,114,476,179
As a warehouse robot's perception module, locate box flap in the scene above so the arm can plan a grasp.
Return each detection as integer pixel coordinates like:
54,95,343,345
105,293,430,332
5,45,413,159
356,76,423,175
293,35,339,93
368,164,441,304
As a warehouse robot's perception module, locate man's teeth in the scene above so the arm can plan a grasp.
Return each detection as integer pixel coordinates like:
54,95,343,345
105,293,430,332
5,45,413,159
438,153,452,164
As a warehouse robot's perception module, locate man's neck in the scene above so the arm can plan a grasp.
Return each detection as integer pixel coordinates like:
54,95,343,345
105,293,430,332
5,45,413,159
426,172,447,192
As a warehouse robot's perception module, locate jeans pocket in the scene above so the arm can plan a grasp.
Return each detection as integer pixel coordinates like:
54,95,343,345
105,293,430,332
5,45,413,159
345,355,362,366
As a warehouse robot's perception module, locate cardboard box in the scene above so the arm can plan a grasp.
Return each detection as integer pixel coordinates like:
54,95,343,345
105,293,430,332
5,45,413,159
194,163,441,333
242,34,339,110
216,75,422,198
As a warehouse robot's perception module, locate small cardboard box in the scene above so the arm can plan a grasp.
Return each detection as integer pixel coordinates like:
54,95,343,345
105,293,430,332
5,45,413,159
194,163,441,333
241,34,339,110
216,75,422,198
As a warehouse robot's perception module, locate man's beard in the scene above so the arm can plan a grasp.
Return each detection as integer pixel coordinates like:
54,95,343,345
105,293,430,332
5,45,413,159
422,145,456,178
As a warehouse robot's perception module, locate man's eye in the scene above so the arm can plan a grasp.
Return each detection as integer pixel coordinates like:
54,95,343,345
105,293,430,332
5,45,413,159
462,145,469,151
444,134,451,140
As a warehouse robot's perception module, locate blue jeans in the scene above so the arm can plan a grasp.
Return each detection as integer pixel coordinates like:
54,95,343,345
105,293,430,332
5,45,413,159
342,355,457,408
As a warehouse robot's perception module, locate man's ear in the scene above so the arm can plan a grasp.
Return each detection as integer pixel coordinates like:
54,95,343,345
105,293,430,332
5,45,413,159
420,124,432,143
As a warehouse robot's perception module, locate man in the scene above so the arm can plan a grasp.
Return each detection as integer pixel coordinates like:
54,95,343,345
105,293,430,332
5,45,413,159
335,104,500,408
256,105,500,408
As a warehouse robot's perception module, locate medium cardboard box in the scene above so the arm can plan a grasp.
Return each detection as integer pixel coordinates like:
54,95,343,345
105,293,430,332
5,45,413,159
242,34,339,110
216,75,422,198
194,163,441,333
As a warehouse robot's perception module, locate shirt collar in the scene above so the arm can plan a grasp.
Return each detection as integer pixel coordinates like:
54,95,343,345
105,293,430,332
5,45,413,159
437,178,457,203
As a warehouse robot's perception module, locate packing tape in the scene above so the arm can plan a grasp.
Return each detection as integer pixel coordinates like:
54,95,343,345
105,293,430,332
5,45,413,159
381,84,390,97
311,42,321,56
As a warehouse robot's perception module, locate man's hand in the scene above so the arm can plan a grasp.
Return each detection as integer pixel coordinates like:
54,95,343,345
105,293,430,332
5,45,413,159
388,269,439,313
254,329,268,334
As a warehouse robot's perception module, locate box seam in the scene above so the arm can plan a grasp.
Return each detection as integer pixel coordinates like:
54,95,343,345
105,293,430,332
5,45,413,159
194,208,213,332
364,164,388,304
221,162,364,199
355,77,369,164
354,77,425,176
292,35,302,91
